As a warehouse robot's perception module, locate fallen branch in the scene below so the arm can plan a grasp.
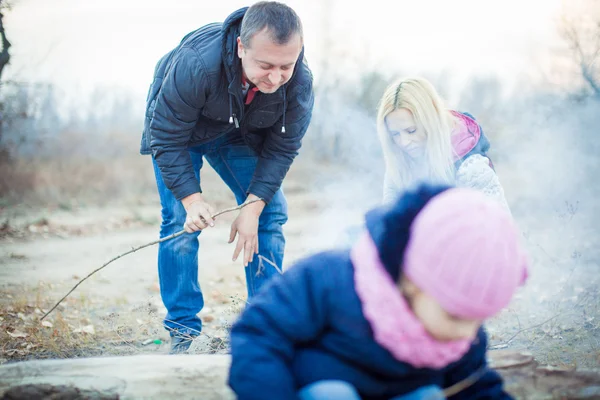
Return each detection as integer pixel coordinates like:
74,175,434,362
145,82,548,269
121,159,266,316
40,199,262,320
490,314,562,349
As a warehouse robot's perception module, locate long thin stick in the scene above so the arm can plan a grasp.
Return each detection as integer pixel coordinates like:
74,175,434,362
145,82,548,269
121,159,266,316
40,199,262,320
442,365,487,397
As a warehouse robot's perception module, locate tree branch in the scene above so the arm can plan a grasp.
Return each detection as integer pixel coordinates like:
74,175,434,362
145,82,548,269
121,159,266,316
0,9,11,82
559,11,600,98
40,199,262,320
581,64,600,98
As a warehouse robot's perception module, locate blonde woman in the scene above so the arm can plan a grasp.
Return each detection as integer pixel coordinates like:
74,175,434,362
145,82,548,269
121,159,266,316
377,77,509,209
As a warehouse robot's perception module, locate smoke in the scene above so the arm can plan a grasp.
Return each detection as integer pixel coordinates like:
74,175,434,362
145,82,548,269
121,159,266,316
3,25,598,365
299,71,600,365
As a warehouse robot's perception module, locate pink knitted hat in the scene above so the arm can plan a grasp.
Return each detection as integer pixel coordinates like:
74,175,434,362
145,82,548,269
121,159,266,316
403,188,529,320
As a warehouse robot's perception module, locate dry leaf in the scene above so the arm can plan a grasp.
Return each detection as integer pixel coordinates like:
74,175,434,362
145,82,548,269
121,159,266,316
41,321,53,328
73,325,95,334
7,330,28,338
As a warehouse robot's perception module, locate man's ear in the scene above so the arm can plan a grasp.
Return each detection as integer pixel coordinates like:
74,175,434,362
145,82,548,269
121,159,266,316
237,36,244,59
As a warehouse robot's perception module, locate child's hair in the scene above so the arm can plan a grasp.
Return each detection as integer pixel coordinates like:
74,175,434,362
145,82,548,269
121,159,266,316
376,77,456,191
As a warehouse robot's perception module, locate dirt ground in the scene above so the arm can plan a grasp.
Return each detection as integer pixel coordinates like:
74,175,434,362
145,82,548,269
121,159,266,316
0,162,599,371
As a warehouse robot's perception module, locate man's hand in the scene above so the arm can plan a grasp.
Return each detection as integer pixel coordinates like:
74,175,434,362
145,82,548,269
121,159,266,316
182,193,216,233
229,194,265,266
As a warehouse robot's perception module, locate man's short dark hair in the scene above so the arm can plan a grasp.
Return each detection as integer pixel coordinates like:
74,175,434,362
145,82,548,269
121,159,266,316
240,1,303,47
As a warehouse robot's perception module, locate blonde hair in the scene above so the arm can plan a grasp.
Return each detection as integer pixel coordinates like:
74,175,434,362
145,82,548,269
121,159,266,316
377,77,456,192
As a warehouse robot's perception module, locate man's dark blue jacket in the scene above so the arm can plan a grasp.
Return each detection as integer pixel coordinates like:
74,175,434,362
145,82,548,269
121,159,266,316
141,7,314,203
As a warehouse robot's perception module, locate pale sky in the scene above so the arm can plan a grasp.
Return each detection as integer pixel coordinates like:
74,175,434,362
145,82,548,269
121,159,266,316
6,0,563,108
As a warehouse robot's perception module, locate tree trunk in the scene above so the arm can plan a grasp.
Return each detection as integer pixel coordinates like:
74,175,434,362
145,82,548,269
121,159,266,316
0,352,599,399
581,64,600,99
0,8,11,83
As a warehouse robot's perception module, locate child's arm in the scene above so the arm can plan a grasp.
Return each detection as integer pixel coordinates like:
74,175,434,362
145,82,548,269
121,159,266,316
443,329,513,399
228,255,332,400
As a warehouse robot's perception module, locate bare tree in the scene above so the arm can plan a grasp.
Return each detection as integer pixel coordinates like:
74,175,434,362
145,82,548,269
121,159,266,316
0,0,11,83
558,0,600,99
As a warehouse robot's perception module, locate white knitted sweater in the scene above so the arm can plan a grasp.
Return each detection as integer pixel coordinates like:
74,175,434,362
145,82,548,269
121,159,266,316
383,154,510,211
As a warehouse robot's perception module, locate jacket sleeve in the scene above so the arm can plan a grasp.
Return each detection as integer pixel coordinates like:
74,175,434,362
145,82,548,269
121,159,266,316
247,69,314,203
444,330,513,399
228,256,329,400
149,47,207,201
456,154,511,213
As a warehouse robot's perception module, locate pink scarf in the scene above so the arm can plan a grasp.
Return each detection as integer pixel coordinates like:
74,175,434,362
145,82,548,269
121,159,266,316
351,232,473,369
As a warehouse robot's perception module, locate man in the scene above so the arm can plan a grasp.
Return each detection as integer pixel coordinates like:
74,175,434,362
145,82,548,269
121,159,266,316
141,2,314,354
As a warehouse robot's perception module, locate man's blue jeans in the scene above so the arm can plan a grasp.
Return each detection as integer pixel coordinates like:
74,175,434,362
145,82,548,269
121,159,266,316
152,131,288,336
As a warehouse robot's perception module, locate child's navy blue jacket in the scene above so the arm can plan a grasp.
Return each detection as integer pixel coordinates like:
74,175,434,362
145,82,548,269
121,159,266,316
229,185,512,400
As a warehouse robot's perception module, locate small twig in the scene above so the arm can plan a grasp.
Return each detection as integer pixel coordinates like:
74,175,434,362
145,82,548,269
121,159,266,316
498,314,562,347
257,254,283,275
41,199,262,320
442,365,487,398
164,322,226,353
164,319,202,336
113,326,142,353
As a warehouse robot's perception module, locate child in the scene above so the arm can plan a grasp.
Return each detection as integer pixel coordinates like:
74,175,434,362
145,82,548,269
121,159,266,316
229,184,528,399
